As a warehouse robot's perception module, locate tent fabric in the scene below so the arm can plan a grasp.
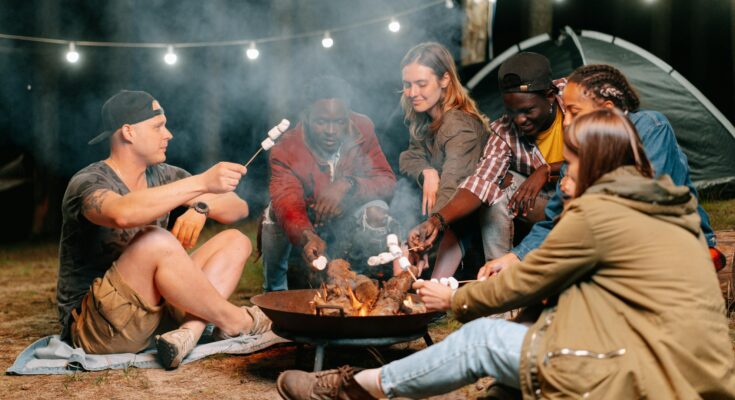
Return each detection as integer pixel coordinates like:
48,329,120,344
466,27,735,194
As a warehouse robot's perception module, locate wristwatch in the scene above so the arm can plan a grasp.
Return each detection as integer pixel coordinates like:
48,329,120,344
192,201,210,216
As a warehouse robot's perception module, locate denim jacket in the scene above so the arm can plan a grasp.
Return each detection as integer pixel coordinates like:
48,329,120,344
513,109,716,260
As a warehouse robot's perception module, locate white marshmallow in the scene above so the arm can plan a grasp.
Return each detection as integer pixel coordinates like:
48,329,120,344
312,255,327,271
386,234,399,247
398,256,411,270
439,277,449,287
430,278,439,284
261,137,275,151
388,245,402,258
267,127,282,141
368,252,395,266
448,277,459,290
277,118,290,132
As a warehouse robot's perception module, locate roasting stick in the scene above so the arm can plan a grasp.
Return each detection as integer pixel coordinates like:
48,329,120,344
244,119,290,168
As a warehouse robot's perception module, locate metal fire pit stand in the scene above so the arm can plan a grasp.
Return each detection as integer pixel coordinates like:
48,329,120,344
273,327,434,372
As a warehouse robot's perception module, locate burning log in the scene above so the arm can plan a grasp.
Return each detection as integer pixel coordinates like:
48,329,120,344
313,258,423,317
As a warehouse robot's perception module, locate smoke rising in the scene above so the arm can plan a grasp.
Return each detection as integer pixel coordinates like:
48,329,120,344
0,0,463,230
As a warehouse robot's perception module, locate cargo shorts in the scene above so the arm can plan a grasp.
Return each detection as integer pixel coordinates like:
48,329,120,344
71,263,185,354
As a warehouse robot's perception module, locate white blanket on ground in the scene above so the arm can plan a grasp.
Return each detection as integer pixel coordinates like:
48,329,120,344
7,330,289,375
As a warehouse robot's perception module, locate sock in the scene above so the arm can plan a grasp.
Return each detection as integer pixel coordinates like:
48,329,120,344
354,368,385,399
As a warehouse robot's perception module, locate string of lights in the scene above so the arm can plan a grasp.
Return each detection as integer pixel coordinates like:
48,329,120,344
0,0,451,65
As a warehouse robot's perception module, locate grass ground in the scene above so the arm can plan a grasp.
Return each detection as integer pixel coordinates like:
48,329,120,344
0,199,733,399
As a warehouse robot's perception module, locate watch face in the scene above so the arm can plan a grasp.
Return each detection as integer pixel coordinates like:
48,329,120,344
194,202,209,214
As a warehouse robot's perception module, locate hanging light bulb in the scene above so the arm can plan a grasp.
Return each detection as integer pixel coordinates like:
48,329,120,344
65,42,80,63
388,18,401,33
445,0,455,8
246,42,260,60
164,45,177,65
321,31,334,48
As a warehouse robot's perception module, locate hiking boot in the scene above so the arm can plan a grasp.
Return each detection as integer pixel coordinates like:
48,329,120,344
478,382,522,400
212,305,272,341
155,328,196,370
276,365,376,400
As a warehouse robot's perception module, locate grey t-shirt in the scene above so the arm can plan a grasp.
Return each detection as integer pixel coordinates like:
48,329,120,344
57,161,190,341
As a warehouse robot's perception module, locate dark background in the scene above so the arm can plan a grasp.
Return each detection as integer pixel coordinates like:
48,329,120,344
1,0,732,241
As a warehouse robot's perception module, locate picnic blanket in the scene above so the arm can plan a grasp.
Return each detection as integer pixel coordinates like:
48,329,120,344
7,329,289,375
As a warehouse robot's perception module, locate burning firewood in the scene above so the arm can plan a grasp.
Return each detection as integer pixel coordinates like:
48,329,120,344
313,259,424,317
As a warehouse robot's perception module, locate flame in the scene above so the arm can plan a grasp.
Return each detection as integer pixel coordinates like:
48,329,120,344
403,296,414,308
358,305,369,317
347,287,363,311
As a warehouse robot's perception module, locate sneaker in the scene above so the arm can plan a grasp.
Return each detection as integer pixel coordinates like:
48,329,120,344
155,328,196,370
212,305,272,341
276,366,375,400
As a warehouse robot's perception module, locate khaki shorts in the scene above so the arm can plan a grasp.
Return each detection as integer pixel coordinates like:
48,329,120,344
72,263,185,354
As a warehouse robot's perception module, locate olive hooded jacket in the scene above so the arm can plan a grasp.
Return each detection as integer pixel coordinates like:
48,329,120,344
452,166,735,399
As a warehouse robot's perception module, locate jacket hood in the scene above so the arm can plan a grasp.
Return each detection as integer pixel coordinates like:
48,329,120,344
583,166,701,236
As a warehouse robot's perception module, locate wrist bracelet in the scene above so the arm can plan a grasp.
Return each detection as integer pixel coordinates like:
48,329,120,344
430,212,448,231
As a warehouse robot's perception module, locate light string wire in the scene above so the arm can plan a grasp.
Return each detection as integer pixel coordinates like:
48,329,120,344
0,0,445,50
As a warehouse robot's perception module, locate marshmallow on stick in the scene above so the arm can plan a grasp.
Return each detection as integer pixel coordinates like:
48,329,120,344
312,255,328,271
245,119,290,168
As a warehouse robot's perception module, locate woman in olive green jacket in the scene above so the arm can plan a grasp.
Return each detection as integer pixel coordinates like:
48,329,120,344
277,108,735,400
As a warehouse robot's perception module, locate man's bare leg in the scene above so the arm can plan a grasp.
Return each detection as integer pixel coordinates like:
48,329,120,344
115,227,252,336
176,229,254,338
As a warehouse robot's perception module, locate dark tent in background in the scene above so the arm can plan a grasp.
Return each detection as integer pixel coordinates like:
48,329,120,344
466,26,735,195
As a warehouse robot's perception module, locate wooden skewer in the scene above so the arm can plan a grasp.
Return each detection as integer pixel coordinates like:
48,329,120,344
406,267,418,282
244,148,263,168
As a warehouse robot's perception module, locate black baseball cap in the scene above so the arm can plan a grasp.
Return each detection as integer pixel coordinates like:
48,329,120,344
88,90,164,145
498,52,553,93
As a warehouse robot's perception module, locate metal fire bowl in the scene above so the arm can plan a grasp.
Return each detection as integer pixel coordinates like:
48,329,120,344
251,289,442,338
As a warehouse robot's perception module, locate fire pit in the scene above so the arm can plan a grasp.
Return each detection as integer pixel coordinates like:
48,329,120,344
251,289,441,371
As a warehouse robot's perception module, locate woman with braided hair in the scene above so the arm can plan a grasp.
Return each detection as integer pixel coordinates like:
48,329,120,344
478,64,726,279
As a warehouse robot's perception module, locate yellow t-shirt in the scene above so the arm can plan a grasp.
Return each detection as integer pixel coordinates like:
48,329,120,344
535,109,564,164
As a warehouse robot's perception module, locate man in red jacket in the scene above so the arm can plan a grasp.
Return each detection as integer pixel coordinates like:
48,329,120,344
261,76,398,291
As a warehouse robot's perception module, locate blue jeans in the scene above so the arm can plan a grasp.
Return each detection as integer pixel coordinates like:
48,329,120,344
481,171,551,261
380,318,528,399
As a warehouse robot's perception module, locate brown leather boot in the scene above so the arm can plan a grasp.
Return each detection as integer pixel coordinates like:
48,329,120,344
277,365,377,400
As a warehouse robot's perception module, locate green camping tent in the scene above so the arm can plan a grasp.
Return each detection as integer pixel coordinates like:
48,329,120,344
466,26,735,194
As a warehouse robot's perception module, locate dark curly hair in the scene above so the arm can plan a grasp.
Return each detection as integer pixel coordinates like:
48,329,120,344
567,64,640,112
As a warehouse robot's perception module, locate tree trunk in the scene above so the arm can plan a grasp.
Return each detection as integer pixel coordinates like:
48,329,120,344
528,0,552,38
461,0,489,66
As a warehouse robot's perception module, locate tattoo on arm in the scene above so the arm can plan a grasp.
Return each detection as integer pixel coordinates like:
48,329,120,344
82,190,110,216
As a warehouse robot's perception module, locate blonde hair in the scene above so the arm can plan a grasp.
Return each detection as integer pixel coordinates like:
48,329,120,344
400,42,489,142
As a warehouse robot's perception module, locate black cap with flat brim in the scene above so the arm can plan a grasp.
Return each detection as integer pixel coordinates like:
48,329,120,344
498,52,553,93
88,90,165,145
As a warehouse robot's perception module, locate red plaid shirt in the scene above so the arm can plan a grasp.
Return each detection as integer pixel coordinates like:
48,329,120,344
459,79,566,205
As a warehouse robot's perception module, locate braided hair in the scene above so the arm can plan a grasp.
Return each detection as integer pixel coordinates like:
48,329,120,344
567,64,640,112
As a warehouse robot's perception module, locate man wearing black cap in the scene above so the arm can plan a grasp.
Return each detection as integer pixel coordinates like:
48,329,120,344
408,52,565,264
57,90,271,370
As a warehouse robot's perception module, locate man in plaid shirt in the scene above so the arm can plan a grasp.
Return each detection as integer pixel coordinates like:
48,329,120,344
409,52,566,263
